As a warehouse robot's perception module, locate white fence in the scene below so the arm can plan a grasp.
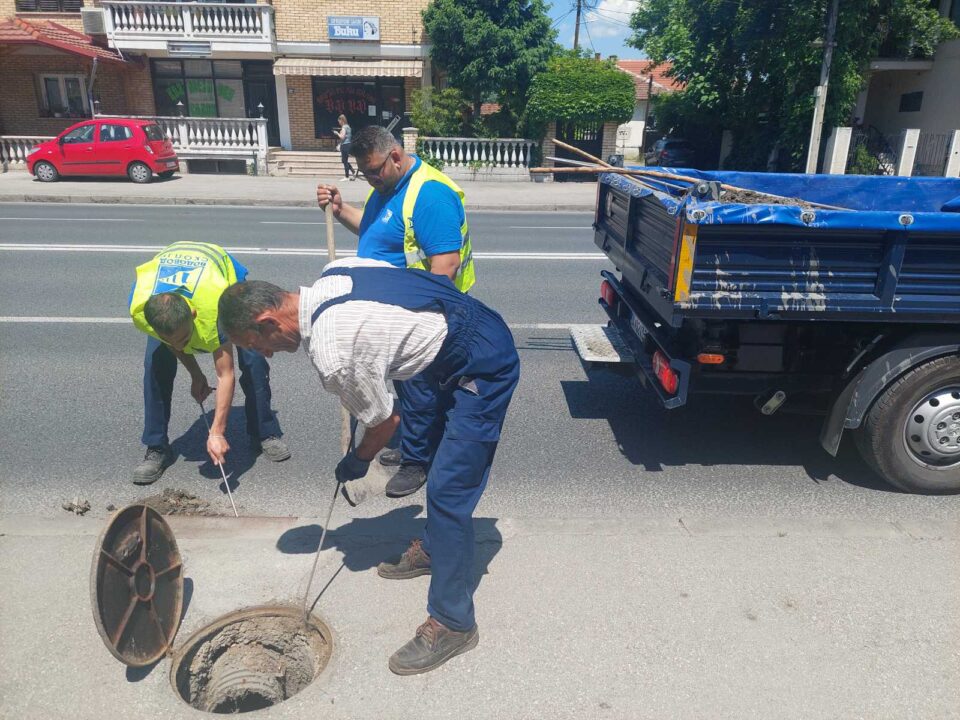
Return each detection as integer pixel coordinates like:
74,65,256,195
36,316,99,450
102,1,273,40
420,137,537,169
2,117,269,174
824,126,960,177
99,114,269,174
0,136,53,171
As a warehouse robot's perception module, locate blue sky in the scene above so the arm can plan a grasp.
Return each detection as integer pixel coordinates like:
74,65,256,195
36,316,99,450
547,0,645,60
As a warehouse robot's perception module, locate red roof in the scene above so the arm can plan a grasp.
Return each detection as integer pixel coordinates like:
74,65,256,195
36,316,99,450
616,60,683,100
479,102,501,116
0,17,124,62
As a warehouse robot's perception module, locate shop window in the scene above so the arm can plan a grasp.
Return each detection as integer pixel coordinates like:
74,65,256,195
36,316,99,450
16,0,82,12
39,74,88,118
899,91,923,113
151,59,247,118
311,78,405,140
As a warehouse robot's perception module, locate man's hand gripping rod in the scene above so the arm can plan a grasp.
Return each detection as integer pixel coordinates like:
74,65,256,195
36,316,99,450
198,398,239,518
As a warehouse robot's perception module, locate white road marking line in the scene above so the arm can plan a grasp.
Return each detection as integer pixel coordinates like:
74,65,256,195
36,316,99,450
0,243,606,260
0,316,580,330
0,217,144,222
260,221,325,225
508,226,593,230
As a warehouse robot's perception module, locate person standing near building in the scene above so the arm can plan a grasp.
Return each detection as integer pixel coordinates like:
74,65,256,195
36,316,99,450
128,241,291,483
334,114,355,181
316,126,476,499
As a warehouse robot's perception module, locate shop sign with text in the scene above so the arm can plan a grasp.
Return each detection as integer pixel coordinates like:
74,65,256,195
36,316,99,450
327,16,380,41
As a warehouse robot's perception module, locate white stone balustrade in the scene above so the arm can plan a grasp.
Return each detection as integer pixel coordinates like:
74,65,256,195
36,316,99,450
420,137,537,169
0,136,54,170
97,115,270,174
101,1,274,51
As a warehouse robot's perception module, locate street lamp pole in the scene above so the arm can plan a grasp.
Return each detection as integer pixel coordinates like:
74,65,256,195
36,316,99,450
805,0,841,174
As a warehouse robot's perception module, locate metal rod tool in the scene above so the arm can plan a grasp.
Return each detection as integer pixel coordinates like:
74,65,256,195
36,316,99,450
198,398,239,518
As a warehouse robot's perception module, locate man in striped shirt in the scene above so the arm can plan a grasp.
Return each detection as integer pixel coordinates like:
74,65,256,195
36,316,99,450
218,257,519,676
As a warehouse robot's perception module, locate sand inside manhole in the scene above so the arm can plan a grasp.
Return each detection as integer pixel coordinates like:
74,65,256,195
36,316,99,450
171,608,331,714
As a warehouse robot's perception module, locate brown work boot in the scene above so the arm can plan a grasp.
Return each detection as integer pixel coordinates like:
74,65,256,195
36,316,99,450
388,617,479,676
377,539,431,579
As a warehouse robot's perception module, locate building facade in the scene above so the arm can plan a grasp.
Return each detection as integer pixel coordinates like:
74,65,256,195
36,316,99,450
2,0,433,155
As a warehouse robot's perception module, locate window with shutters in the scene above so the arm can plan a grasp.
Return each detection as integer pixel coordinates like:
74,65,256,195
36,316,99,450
15,0,83,12
39,74,89,117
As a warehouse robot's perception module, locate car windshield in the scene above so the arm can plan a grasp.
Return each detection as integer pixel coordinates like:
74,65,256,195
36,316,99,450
143,124,165,142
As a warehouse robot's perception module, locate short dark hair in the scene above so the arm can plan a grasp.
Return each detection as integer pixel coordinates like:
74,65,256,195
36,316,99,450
144,293,192,336
218,280,287,336
350,126,400,159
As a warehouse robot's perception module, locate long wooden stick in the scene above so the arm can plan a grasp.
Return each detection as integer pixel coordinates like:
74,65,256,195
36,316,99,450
546,137,848,211
323,204,352,455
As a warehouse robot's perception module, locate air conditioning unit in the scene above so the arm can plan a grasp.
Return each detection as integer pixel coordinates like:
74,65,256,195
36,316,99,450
81,8,106,35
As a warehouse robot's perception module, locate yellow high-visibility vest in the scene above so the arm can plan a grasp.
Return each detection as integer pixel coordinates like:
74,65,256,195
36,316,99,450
129,241,238,354
365,160,475,292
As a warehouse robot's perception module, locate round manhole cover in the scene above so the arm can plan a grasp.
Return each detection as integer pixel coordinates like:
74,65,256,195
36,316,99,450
170,605,332,714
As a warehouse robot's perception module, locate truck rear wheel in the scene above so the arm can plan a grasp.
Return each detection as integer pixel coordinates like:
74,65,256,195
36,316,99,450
854,355,960,494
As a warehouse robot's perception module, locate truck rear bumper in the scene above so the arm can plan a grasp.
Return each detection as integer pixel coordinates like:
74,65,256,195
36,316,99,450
572,270,692,408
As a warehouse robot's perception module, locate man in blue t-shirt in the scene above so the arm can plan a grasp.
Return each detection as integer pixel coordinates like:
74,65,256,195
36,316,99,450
317,126,469,498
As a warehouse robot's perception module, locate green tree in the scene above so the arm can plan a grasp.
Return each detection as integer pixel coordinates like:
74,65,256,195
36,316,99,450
629,0,958,170
525,56,636,137
422,0,557,129
410,87,474,137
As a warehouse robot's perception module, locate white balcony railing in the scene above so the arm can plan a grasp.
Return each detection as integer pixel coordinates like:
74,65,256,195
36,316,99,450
420,137,537,168
0,136,53,171
101,1,273,46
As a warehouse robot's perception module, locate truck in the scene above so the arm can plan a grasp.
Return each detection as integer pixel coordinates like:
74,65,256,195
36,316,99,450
573,169,960,494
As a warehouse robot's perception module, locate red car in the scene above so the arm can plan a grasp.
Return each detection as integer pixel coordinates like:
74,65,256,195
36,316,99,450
27,118,179,184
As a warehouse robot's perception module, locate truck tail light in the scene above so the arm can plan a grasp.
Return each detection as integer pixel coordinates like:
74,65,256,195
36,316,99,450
652,350,678,394
600,279,617,308
697,353,725,365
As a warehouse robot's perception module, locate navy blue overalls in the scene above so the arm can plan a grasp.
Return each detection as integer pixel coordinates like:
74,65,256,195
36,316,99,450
312,266,520,631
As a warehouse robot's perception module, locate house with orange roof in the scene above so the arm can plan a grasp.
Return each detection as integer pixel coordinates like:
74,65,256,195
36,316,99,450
614,59,683,158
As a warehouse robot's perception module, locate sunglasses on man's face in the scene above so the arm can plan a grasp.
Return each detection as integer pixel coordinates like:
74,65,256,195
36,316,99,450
362,153,393,179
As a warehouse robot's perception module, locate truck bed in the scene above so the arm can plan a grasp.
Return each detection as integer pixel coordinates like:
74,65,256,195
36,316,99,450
595,170,960,327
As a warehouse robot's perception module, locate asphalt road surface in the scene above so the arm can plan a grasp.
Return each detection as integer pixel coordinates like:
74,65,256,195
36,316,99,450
0,202,957,525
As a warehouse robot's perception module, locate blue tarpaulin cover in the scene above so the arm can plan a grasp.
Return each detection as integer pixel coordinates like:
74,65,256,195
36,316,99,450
605,168,960,233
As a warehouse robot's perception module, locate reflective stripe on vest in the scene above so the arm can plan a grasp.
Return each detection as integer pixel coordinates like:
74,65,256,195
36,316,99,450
401,162,475,293
129,241,237,354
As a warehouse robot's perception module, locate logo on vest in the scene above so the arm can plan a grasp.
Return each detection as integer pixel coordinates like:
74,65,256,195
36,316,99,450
381,208,393,223
153,257,206,298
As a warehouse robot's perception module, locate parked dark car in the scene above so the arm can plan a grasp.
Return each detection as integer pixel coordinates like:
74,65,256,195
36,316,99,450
645,138,696,167
27,119,179,184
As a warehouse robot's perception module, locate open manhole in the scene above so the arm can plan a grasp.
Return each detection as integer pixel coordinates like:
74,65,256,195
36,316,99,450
91,505,333,714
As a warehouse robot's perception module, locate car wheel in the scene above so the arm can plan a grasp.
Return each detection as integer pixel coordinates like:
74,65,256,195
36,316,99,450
854,354,960,494
34,161,60,183
128,161,152,184
158,170,175,179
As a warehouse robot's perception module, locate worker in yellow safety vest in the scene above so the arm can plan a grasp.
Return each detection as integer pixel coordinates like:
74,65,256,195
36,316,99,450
316,125,475,497
128,241,291,484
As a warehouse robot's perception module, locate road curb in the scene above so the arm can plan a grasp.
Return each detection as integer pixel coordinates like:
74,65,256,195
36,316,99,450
0,193,595,212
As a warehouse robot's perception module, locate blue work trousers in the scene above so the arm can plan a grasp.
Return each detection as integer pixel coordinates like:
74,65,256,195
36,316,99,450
393,374,444,467
141,337,282,448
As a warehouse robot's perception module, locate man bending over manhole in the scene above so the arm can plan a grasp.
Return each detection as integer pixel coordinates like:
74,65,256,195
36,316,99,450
218,257,519,675
129,241,291,484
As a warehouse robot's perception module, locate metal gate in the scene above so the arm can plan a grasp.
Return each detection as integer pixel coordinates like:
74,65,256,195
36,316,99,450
554,120,604,182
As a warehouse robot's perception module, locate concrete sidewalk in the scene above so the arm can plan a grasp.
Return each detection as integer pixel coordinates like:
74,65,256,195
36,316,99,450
1,509,957,720
0,171,596,211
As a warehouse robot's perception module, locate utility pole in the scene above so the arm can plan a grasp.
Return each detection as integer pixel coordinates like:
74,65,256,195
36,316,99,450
573,0,582,51
805,0,840,173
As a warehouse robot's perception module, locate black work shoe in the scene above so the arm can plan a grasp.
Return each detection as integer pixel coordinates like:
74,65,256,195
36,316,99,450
388,617,479,676
379,448,402,466
377,539,431,579
385,463,427,498
255,435,291,462
132,446,173,485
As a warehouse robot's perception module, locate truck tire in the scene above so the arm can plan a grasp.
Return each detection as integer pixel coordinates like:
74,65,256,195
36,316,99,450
854,354,960,494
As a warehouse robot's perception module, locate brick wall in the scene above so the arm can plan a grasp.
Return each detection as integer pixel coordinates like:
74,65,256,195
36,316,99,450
273,0,430,44
601,121,618,163
0,52,152,134
286,75,328,150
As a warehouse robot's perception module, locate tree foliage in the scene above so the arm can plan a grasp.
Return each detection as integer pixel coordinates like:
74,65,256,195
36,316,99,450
629,0,958,170
423,0,556,127
525,56,636,131
410,87,473,137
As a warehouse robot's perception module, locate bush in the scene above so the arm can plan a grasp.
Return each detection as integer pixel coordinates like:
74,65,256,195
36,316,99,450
525,57,635,134
847,143,881,176
415,139,445,170
410,87,473,138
